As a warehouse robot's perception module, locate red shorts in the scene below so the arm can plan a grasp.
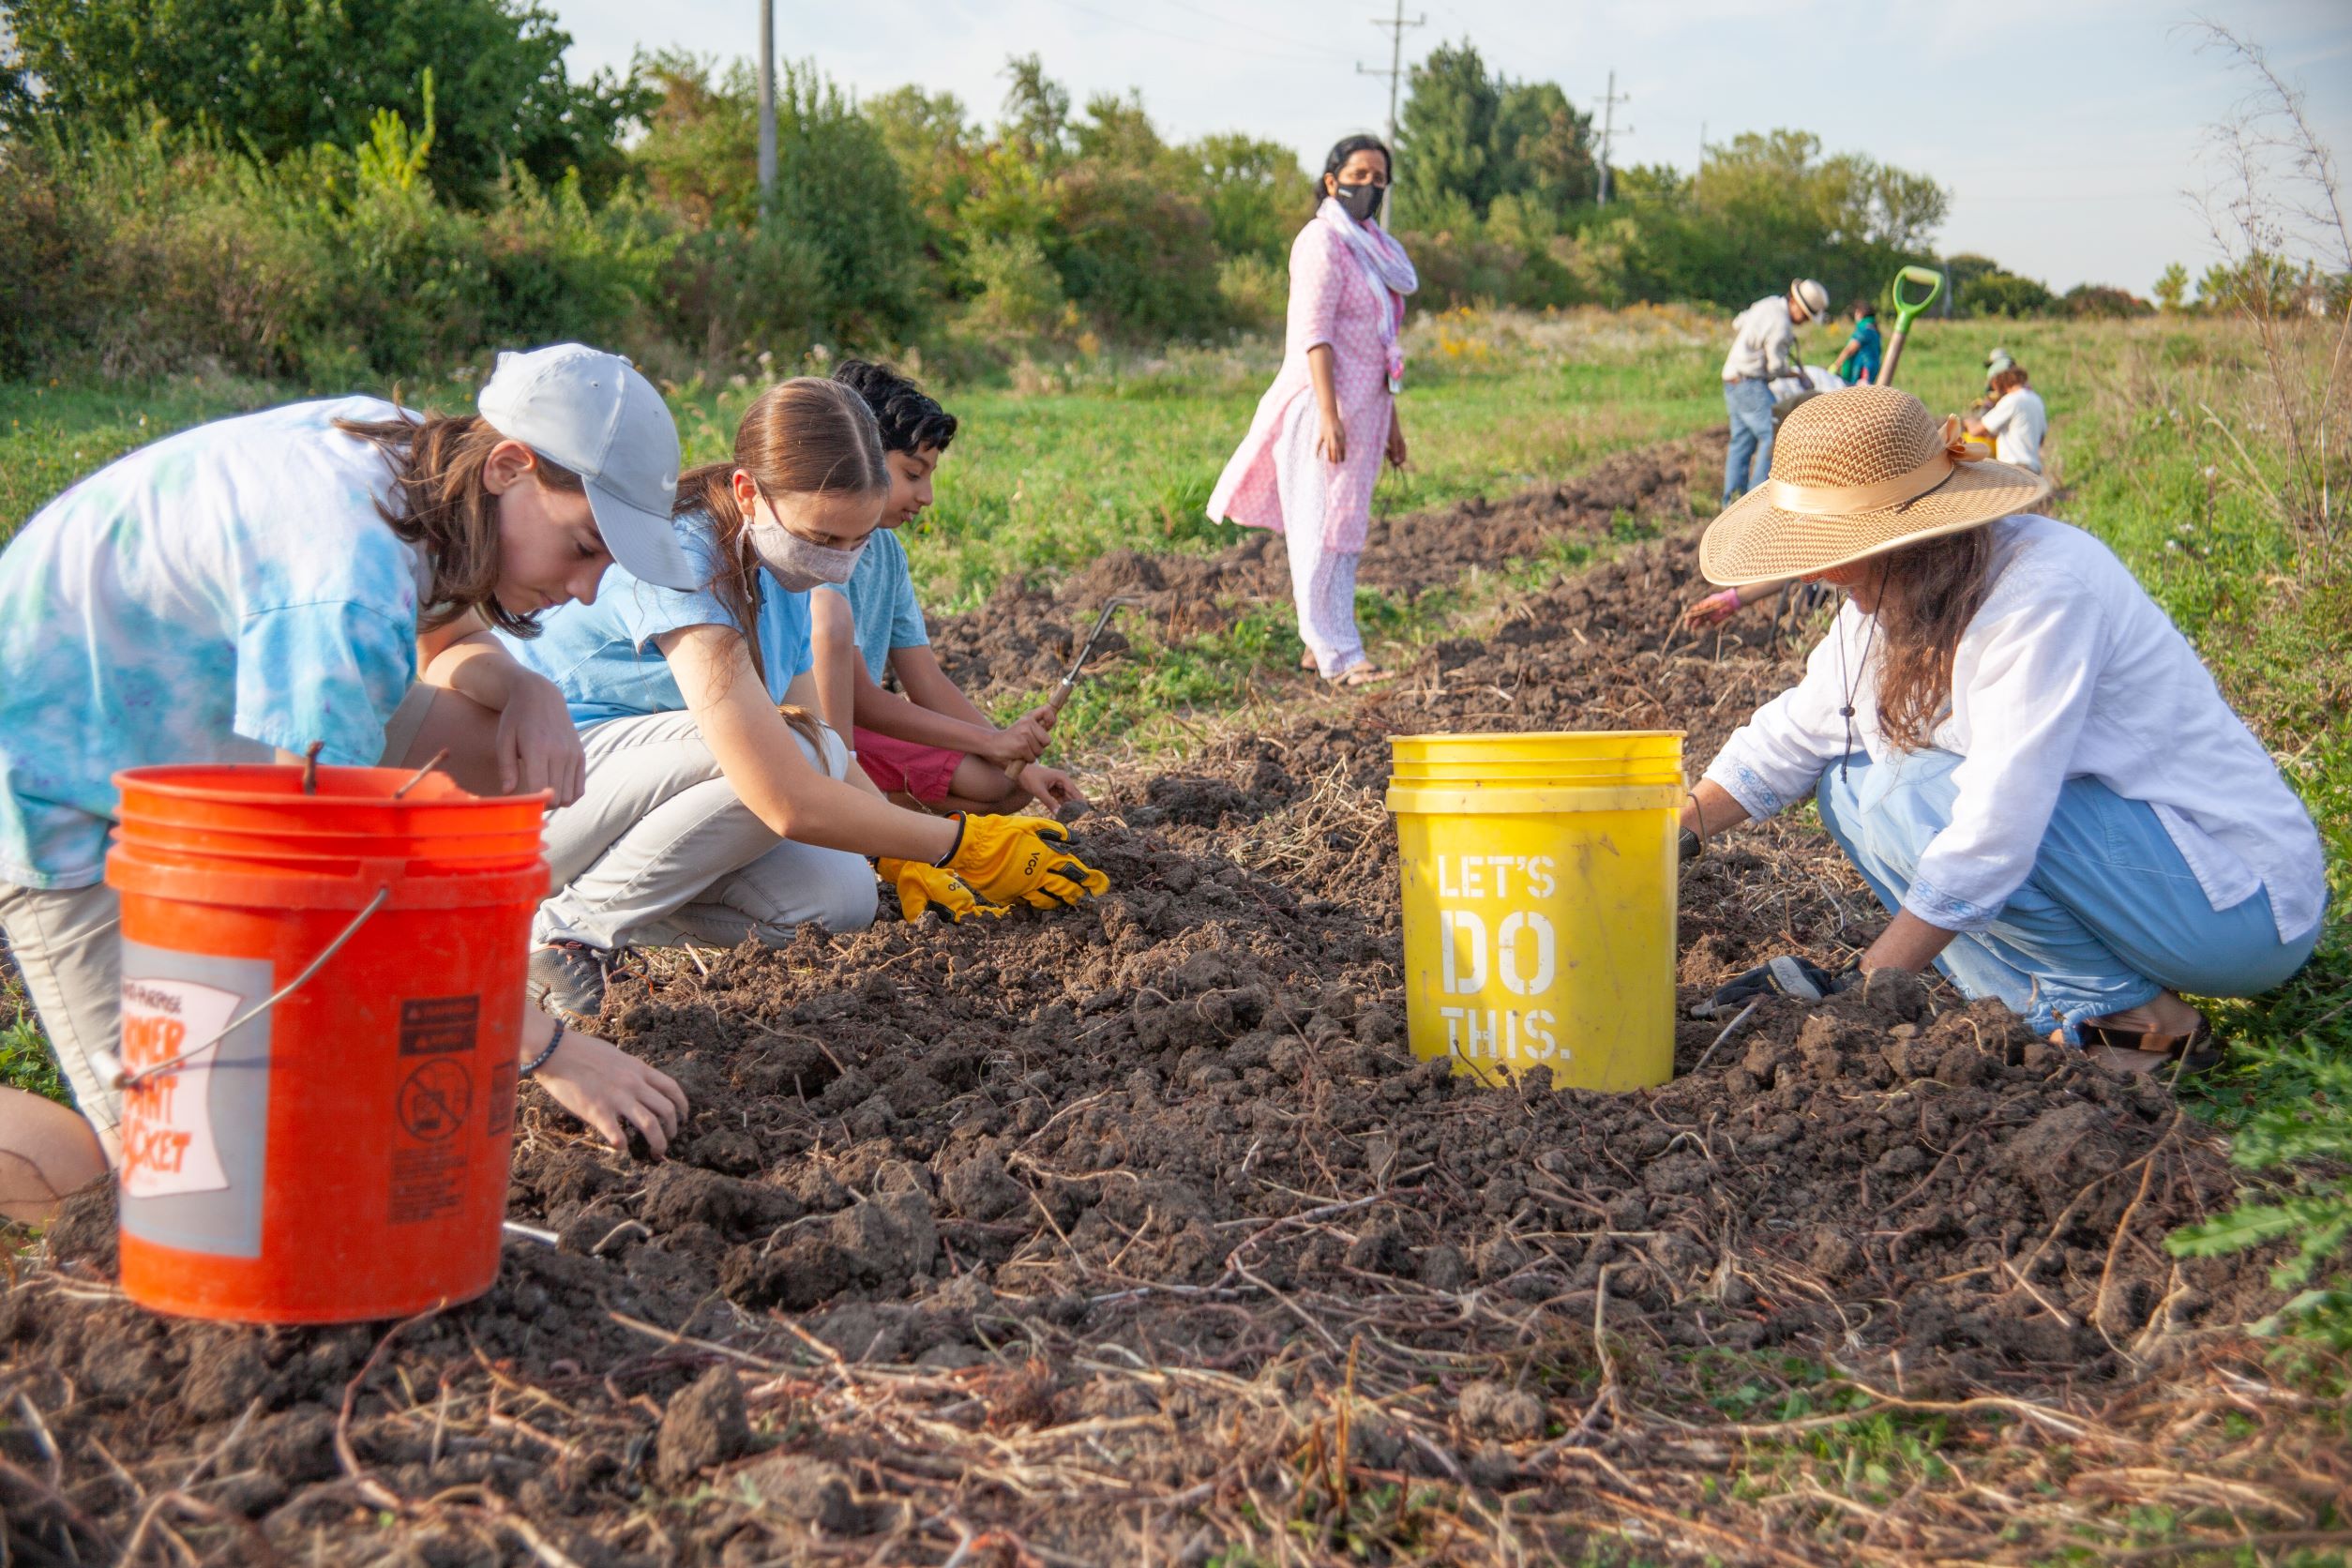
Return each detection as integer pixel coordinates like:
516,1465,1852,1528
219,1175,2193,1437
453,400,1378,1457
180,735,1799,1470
854,728,965,805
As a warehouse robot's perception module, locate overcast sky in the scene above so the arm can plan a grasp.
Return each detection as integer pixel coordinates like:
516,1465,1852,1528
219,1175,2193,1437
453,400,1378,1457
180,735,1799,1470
546,0,2351,295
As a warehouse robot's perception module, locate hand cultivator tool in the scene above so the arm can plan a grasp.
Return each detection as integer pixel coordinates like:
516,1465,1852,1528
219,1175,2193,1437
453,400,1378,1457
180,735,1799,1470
1041,595,1143,716
1004,595,1142,808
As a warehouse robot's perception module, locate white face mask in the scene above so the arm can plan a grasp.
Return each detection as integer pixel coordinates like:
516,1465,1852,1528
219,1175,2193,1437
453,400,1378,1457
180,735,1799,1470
747,519,867,592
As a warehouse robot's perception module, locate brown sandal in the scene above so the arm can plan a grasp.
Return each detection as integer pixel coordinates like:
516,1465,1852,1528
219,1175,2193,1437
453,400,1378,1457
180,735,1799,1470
2078,1018,2220,1074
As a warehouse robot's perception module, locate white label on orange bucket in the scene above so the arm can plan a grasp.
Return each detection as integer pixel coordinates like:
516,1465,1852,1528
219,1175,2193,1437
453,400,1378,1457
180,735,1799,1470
118,977,240,1199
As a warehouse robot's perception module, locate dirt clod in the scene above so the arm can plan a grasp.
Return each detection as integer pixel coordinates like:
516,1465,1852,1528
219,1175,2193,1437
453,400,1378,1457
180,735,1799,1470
657,1365,751,1484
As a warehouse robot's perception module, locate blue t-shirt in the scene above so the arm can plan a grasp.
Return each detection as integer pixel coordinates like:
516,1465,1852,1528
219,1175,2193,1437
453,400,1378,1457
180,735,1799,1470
0,398,426,889
1841,318,1884,384
502,509,812,727
815,528,929,685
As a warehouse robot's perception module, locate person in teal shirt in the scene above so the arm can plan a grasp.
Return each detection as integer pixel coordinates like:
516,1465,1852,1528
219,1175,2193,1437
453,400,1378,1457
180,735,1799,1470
1832,301,1884,385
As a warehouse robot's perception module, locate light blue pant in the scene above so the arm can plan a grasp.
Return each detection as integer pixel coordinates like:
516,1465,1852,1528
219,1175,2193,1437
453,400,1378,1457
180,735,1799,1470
1722,378,1776,505
1814,749,2319,1042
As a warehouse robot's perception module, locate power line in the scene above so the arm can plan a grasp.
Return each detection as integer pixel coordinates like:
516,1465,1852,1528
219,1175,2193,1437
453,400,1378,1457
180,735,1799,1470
1155,0,1332,56
1356,0,1426,152
1034,0,1326,64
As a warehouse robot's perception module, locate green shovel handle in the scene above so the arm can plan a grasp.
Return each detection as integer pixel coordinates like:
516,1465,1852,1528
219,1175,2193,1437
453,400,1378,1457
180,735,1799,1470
1890,265,1944,334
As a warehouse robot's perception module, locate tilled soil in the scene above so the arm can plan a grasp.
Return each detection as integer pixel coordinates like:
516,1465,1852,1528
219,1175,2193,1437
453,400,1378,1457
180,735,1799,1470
928,435,1706,693
0,437,2306,1567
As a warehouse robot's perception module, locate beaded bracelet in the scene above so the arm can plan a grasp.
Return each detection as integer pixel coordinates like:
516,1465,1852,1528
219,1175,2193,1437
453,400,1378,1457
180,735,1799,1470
521,1020,566,1078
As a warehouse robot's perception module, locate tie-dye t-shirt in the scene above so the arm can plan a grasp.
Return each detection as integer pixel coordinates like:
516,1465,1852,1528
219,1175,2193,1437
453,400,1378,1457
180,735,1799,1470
0,398,427,889
501,509,812,727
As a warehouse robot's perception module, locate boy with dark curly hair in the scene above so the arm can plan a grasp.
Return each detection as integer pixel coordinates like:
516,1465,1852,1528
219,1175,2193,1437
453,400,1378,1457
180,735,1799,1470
814,361,1085,814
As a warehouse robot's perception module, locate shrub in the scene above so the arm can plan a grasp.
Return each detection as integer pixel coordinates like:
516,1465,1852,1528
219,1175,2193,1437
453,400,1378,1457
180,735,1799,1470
960,234,1066,337
1964,271,2056,318
2062,283,2152,319
655,219,832,368
635,58,932,354
8,109,672,383
1047,163,1225,340
1215,254,1288,335
1,0,648,206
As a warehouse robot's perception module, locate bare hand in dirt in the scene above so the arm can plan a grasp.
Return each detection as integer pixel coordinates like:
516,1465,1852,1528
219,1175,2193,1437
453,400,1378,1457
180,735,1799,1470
531,1024,688,1156
1682,589,1743,630
497,673,588,805
1317,410,1347,464
1385,415,1409,470
1022,764,1087,811
983,715,1051,767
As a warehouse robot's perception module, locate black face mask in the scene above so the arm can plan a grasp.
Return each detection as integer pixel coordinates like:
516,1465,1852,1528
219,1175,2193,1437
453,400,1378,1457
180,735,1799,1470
1332,181,1384,222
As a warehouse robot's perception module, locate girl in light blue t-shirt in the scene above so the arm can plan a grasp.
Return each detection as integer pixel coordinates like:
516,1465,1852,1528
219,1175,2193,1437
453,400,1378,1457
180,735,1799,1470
506,378,1111,1025
0,344,698,1221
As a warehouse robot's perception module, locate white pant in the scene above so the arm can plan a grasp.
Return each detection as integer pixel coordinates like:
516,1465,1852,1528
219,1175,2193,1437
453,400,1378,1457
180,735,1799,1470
536,712,878,951
0,881,124,1132
0,684,442,1136
1275,395,1368,677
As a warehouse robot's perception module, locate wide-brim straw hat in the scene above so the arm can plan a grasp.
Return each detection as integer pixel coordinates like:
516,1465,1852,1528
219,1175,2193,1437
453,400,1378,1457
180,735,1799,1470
1699,384,2051,587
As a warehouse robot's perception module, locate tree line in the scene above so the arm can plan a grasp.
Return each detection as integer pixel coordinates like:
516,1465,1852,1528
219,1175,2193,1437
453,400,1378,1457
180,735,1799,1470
0,0,2176,381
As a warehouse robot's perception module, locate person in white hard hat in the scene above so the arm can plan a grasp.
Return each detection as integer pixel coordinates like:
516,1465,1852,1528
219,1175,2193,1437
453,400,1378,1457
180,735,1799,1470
1722,278,1831,505
0,343,699,1220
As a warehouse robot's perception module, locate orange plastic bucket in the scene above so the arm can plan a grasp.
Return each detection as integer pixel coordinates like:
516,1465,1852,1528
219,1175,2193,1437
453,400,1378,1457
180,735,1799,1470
106,763,548,1323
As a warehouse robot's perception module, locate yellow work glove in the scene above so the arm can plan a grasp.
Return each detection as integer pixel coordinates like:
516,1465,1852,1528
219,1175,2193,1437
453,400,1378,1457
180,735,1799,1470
876,858,1004,923
943,814,1110,910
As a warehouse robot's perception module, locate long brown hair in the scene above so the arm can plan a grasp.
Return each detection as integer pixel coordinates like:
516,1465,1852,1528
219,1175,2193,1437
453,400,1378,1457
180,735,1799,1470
677,378,888,749
1871,527,1997,751
335,408,583,636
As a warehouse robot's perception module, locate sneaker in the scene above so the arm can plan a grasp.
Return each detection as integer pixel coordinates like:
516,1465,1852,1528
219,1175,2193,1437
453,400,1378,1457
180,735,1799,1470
528,940,618,1022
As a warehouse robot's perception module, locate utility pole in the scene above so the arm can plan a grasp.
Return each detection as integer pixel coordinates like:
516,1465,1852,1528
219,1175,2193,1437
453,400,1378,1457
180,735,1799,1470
1356,0,1424,222
757,0,777,219
1596,68,1631,205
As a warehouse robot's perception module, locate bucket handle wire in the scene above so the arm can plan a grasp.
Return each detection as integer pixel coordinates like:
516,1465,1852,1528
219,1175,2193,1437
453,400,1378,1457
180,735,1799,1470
111,885,391,1092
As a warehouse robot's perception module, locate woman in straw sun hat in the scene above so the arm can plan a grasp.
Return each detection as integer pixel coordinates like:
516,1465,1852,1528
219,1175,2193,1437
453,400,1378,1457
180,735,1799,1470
1679,385,2323,1074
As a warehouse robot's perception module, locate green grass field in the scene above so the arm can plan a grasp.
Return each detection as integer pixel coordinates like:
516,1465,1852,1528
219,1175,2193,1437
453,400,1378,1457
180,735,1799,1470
4,309,2346,1275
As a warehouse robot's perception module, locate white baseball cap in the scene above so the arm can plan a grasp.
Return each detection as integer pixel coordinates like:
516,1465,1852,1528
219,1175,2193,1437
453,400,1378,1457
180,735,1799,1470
477,343,697,591
1791,279,1831,320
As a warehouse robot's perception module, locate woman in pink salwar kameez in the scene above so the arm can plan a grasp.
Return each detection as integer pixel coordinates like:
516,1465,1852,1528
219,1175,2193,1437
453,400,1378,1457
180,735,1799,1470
1208,135,1418,686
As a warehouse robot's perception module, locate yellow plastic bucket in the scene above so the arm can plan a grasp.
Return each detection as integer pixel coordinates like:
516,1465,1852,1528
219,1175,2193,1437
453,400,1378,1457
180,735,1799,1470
1385,731,1682,1091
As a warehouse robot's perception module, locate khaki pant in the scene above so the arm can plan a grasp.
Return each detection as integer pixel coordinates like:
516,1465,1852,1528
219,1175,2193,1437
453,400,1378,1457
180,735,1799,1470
535,712,878,952
0,881,124,1132
0,686,440,1137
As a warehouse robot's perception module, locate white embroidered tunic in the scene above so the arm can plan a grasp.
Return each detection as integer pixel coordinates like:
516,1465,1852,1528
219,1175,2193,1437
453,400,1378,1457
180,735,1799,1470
1703,515,2324,942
